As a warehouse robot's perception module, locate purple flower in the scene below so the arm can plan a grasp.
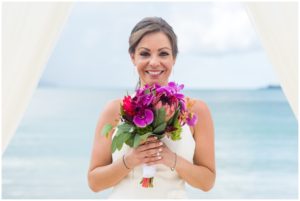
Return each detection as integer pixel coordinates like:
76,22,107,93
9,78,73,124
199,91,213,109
186,113,198,126
133,109,154,128
168,82,184,92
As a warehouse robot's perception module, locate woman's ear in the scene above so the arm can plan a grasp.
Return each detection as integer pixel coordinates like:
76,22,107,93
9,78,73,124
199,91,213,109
130,53,135,65
173,57,176,66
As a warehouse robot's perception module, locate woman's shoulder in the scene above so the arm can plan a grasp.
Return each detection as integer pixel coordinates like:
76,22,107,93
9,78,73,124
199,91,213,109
185,97,211,116
104,98,122,111
100,98,122,124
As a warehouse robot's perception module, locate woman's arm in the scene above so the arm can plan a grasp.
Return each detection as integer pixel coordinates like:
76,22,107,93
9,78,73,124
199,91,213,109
146,99,216,191
87,99,131,192
175,100,216,191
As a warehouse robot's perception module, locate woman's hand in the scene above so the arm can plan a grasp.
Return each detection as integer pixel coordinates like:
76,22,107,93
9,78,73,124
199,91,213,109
124,136,164,169
145,141,176,169
125,135,176,169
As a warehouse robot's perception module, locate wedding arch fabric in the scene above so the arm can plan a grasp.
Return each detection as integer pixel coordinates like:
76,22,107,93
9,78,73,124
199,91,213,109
244,2,298,118
2,2,73,151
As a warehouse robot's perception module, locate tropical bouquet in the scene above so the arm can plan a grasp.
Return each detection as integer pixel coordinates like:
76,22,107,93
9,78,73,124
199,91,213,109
102,81,197,187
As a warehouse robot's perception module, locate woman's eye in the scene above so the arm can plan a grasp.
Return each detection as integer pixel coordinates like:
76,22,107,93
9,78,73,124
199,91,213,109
160,52,169,56
140,52,150,57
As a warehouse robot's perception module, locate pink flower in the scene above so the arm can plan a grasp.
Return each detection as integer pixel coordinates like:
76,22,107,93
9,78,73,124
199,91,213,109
154,100,177,122
186,112,198,126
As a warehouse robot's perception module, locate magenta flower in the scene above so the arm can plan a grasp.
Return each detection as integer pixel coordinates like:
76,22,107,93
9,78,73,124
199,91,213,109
186,113,198,126
133,109,154,128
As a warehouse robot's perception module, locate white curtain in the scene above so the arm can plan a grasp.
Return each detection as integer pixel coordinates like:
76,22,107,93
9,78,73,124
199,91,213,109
2,2,73,152
244,2,298,118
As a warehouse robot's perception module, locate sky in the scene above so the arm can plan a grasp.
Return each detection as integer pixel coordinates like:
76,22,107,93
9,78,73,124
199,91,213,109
39,2,280,89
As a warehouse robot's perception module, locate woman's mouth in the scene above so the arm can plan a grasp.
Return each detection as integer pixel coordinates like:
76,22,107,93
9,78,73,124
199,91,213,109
145,70,164,76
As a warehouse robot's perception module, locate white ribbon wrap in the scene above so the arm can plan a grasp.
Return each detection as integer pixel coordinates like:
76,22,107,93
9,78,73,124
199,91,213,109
142,164,156,178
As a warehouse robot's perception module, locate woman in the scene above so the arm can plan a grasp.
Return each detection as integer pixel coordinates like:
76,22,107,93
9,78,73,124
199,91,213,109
88,17,216,199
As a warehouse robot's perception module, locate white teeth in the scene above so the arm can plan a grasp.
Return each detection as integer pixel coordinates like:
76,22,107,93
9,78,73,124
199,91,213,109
147,71,163,75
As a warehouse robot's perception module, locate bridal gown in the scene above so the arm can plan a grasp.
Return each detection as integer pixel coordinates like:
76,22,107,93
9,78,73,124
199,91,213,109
108,124,195,199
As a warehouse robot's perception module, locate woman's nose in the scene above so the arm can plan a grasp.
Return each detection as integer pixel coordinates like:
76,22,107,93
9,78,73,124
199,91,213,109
149,56,160,67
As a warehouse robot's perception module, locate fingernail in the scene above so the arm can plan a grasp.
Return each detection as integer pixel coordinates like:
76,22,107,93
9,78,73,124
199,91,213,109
159,142,163,145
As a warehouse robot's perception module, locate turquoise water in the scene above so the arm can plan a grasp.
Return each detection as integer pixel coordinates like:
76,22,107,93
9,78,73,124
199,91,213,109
2,87,298,199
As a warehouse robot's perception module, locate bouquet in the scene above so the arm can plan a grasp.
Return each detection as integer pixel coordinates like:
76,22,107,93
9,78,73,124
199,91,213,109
102,82,197,187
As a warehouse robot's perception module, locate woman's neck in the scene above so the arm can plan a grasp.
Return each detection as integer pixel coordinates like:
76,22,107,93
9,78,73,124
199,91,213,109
140,81,169,87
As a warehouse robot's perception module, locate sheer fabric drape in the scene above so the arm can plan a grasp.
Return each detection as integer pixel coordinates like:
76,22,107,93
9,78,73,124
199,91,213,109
244,2,298,118
2,2,73,151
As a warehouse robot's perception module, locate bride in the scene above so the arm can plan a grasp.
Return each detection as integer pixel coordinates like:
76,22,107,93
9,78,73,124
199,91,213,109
87,16,216,199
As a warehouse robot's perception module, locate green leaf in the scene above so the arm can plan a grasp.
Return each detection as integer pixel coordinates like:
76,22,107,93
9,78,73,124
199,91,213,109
167,109,180,126
153,108,166,128
139,132,153,143
113,132,132,151
170,120,182,141
111,136,118,153
125,136,134,147
119,132,131,145
117,123,133,133
101,124,113,138
153,122,167,134
116,138,123,151
133,134,141,148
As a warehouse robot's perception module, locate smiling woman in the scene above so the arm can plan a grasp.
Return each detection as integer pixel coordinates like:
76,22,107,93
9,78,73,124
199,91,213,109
87,17,216,199
131,32,175,87
128,17,178,88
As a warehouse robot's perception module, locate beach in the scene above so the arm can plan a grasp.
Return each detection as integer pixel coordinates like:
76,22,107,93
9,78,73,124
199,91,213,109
2,86,298,199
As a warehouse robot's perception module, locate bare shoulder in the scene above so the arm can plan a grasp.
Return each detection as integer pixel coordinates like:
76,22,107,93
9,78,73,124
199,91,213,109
96,98,122,134
185,97,214,137
186,97,211,117
193,99,211,116
102,99,122,118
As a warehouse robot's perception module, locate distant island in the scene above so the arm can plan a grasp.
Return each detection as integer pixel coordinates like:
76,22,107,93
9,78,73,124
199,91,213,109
259,84,281,90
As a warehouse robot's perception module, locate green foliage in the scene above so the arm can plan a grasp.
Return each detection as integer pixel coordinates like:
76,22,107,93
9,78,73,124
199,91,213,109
170,126,182,141
117,123,133,133
101,124,113,137
111,131,132,153
153,122,167,134
133,134,141,148
135,125,152,135
170,117,182,141
167,109,180,126
153,108,166,128
133,132,152,148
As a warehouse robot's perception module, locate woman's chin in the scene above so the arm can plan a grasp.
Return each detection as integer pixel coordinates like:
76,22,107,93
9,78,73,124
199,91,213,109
145,80,167,86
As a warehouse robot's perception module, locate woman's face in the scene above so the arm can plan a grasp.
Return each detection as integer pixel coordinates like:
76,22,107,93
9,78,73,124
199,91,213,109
130,31,176,87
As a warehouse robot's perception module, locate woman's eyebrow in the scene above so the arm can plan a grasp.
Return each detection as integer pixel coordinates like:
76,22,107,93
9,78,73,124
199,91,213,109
137,47,171,51
137,47,150,51
158,47,172,51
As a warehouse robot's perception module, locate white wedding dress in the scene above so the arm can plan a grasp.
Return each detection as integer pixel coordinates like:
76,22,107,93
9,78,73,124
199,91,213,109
108,124,195,199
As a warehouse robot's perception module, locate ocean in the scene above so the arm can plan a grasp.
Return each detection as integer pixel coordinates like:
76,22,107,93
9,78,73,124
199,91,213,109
2,87,298,199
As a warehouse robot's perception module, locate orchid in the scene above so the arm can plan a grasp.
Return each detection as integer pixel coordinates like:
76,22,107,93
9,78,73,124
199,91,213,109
133,109,154,128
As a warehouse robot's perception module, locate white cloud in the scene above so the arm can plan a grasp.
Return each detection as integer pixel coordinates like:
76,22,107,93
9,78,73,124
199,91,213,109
169,2,259,54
